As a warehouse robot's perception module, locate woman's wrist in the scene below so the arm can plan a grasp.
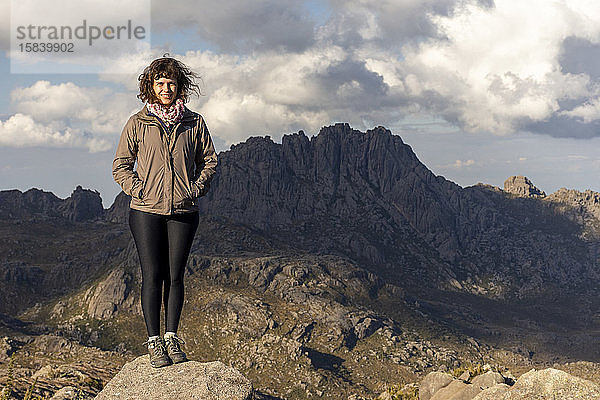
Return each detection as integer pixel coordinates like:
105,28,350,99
132,183,144,200
191,181,205,198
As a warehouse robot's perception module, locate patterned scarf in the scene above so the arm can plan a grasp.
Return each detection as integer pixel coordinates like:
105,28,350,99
147,98,185,127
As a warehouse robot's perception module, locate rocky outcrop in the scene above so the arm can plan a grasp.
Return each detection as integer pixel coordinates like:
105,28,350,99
503,176,546,198
419,370,504,400
94,356,252,400
58,186,104,221
419,368,600,400
0,334,127,399
548,188,600,218
419,371,455,400
0,186,103,221
104,191,130,223
0,188,62,220
491,368,600,399
546,188,600,238
0,337,23,362
87,267,134,320
49,386,91,400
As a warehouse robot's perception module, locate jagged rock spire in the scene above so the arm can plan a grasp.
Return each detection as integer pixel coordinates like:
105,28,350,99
503,176,546,198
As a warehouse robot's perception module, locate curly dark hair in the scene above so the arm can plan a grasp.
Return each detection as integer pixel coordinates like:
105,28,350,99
137,55,201,104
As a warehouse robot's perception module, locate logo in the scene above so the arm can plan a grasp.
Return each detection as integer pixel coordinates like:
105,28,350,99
11,0,151,74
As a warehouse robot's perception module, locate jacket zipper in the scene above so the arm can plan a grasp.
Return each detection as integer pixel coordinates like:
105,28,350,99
144,113,188,214
170,152,175,214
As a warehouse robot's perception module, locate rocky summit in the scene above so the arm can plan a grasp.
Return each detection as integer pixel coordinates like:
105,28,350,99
503,175,546,198
95,356,252,400
2,123,600,399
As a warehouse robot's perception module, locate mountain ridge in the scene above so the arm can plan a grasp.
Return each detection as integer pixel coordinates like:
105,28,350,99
3,123,600,300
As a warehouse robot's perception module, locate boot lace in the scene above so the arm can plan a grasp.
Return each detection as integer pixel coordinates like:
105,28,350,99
143,337,167,357
165,335,185,353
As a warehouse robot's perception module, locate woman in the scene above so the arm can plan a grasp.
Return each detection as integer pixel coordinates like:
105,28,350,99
112,56,217,368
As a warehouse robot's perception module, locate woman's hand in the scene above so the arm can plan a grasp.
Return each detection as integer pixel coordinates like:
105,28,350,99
190,181,207,199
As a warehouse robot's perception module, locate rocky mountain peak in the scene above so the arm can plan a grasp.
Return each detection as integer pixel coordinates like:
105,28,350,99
0,188,62,220
60,185,104,222
549,187,600,208
0,185,104,221
503,176,546,198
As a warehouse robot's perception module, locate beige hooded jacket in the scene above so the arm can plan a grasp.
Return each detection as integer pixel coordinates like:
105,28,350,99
112,106,217,215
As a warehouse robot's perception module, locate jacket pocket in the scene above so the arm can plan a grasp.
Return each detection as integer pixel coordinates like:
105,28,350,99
191,181,208,198
138,180,147,204
172,175,194,208
130,179,144,200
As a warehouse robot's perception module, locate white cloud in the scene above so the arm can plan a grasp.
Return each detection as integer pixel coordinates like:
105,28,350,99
0,113,110,152
11,80,137,134
196,87,328,145
452,159,476,168
562,97,600,123
13,81,100,122
177,49,344,144
2,80,143,152
401,0,600,134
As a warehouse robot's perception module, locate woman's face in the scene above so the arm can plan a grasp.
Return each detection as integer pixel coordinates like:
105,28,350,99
153,77,178,106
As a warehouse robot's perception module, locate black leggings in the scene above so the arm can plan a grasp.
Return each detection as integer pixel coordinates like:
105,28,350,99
128,208,199,337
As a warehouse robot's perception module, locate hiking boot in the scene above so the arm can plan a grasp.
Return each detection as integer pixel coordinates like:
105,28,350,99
143,337,172,368
164,334,187,364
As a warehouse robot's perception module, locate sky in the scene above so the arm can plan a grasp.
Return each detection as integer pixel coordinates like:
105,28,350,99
2,0,600,208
